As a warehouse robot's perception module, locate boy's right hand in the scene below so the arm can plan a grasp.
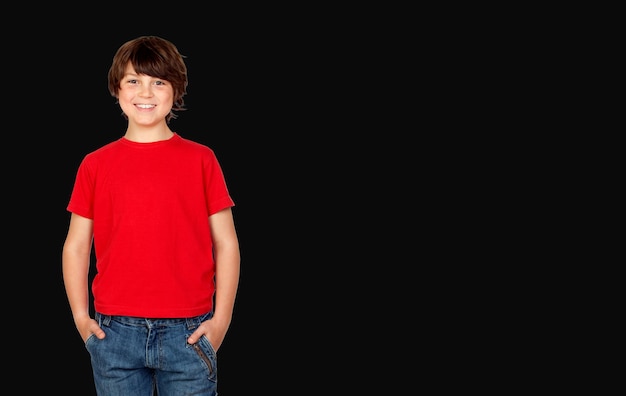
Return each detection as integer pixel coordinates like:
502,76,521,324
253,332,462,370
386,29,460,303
75,316,106,343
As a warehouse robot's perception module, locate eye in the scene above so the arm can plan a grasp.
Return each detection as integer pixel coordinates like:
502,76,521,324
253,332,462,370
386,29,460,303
127,79,138,84
154,80,166,86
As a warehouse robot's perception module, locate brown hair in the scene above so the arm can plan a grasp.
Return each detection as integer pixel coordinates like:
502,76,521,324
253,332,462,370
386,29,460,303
108,36,188,123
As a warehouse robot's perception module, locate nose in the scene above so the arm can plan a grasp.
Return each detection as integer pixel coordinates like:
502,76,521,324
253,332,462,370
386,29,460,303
138,84,153,97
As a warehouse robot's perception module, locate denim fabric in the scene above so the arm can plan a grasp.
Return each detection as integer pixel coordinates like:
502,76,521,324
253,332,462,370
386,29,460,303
86,311,217,395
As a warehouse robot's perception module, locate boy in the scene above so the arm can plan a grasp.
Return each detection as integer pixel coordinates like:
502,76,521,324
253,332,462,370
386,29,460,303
62,35,240,395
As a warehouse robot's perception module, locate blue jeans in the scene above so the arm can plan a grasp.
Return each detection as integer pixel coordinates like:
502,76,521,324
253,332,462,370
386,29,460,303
87,311,217,395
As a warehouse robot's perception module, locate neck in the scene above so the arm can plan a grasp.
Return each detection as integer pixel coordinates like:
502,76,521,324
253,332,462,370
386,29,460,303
124,125,174,143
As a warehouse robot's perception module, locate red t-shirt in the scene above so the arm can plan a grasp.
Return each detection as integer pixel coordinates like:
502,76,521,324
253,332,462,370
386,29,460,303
67,133,235,318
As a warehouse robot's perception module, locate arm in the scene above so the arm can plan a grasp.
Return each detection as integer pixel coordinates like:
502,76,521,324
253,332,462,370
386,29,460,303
62,213,105,342
187,207,240,351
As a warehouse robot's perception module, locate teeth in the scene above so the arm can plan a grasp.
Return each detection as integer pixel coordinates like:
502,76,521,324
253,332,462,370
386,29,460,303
137,104,155,109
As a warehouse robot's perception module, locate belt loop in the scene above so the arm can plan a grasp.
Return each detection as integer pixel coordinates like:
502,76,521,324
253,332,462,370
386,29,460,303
96,312,112,327
185,316,200,331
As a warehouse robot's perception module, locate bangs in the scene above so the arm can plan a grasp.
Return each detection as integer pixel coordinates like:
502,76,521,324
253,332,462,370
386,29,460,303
130,45,169,78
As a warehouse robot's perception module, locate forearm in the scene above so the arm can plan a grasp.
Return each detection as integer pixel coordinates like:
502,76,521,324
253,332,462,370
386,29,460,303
212,245,240,327
62,248,92,322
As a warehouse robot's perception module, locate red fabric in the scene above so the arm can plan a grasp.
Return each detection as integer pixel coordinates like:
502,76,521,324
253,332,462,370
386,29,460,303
67,133,235,318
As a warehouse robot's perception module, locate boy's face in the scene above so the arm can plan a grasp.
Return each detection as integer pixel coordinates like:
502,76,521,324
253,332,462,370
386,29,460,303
118,62,174,127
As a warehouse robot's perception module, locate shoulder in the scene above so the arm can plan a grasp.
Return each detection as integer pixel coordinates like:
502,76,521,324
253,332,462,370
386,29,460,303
175,134,217,157
77,139,126,174
84,138,124,159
